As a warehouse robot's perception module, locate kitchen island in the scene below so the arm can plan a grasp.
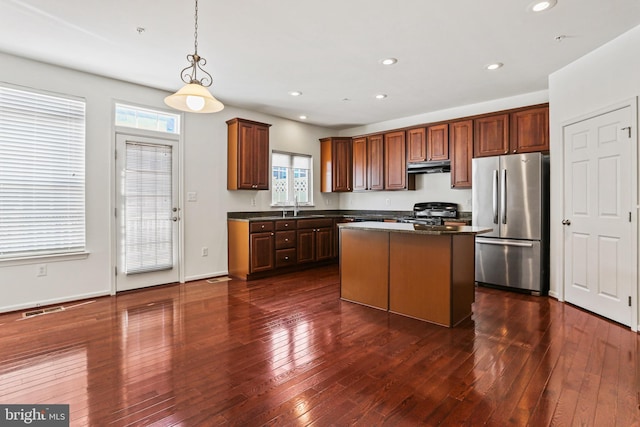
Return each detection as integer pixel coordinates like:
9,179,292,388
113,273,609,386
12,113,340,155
339,222,491,327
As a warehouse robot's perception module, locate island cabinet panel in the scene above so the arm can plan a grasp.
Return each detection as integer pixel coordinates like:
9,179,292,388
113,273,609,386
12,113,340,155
389,233,452,326
510,106,549,154
473,113,509,158
451,234,476,323
340,228,389,310
450,119,473,189
228,220,250,279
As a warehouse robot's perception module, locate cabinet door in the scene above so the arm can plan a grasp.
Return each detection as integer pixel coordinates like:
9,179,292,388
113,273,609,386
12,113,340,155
427,124,449,161
368,134,384,191
384,131,407,190
352,137,367,191
407,128,426,163
450,120,473,189
315,227,333,261
253,124,270,189
510,106,549,154
250,232,274,272
296,229,315,263
474,113,509,157
238,122,256,189
333,138,352,192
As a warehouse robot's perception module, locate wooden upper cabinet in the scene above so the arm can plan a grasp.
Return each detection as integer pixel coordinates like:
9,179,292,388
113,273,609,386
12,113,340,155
384,131,412,190
227,118,271,190
320,137,352,192
450,120,473,189
352,137,367,191
407,128,427,163
353,134,384,191
510,106,549,154
427,123,449,161
473,113,509,158
368,134,384,191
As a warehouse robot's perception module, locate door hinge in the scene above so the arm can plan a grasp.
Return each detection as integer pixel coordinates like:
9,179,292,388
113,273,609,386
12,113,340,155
114,208,117,218
115,266,118,276
622,126,631,138
115,149,118,160
629,212,632,222
629,296,632,307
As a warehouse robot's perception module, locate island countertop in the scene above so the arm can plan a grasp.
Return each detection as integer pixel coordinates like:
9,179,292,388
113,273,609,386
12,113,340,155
338,221,492,235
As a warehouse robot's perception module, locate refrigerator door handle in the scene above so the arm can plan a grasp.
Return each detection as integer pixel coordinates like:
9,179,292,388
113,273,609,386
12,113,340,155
476,237,534,248
492,170,499,224
500,169,507,224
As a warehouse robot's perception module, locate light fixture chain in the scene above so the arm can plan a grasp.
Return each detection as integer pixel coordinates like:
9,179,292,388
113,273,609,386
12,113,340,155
193,0,199,54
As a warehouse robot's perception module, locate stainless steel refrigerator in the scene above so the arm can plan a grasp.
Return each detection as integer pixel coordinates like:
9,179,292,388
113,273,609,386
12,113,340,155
472,152,549,294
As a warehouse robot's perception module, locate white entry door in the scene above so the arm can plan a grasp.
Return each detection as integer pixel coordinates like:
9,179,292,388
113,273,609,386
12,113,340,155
563,106,634,326
115,134,180,292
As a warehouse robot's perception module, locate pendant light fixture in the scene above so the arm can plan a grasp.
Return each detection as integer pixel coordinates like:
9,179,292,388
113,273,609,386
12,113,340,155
164,0,224,113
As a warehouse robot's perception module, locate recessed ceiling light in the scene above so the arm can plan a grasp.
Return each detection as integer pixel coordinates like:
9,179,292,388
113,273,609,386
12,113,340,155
288,91,303,97
375,94,387,100
380,58,398,66
529,0,557,12
299,115,307,120
486,62,504,70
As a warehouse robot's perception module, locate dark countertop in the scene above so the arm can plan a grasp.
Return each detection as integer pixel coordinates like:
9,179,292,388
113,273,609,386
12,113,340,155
227,209,472,223
338,221,491,235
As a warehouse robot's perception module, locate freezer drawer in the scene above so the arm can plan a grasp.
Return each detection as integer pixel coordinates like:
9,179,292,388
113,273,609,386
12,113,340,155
475,237,542,293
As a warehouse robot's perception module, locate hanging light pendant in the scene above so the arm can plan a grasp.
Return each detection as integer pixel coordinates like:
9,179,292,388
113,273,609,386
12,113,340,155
164,0,224,113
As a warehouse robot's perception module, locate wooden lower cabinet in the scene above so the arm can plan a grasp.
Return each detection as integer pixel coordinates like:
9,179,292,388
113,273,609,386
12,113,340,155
250,232,274,272
297,218,334,264
228,218,335,280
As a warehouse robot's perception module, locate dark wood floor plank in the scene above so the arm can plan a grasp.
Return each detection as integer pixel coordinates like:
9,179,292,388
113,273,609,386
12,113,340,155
0,264,638,426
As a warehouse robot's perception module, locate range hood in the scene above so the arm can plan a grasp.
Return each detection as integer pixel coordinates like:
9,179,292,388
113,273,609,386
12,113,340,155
407,160,451,174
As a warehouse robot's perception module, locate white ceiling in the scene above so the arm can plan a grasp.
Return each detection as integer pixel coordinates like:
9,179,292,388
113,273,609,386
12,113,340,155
1,0,639,129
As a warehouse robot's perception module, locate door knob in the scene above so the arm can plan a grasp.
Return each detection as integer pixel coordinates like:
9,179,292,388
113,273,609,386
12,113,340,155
562,219,571,226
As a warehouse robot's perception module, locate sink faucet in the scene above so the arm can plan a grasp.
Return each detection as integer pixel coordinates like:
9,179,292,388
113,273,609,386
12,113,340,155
293,195,299,217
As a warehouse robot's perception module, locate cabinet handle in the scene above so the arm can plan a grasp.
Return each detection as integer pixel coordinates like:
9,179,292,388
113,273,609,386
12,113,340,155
513,149,517,153
285,256,289,260
285,238,289,242
261,225,265,229
271,232,274,236
285,223,288,227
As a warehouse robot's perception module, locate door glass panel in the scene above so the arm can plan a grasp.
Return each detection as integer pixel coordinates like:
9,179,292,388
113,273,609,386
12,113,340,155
124,142,173,274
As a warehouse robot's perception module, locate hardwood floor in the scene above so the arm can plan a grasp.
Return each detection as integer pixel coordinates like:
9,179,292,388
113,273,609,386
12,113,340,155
1,264,638,426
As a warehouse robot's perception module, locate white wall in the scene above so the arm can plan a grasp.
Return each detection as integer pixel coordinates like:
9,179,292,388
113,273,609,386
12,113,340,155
337,91,549,212
0,52,335,312
548,25,640,320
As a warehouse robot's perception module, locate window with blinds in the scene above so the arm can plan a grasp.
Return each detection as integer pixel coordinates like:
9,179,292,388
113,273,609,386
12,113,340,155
123,142,173,274
0,85,86,259
271,151,312,206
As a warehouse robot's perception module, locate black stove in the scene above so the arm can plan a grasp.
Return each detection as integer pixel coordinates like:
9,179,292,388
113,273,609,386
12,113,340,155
398,202,458,226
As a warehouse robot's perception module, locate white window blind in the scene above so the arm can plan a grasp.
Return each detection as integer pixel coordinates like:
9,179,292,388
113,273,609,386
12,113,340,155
124,142,173,274
0,85,86,259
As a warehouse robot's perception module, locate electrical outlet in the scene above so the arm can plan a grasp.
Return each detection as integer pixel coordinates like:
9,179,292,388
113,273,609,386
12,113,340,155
251,198,256,207
37,264,47,277
187,191,197,202
201,247,208,257
385,198,390,206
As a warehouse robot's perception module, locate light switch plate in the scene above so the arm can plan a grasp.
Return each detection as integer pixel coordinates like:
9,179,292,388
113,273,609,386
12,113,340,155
187,192,197,202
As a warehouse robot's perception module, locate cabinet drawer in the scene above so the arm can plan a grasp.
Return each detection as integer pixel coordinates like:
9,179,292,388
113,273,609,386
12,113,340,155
276,248,297,268
297,218,333,229
275,230,296,249
250,221,274,232
275,220,297,230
